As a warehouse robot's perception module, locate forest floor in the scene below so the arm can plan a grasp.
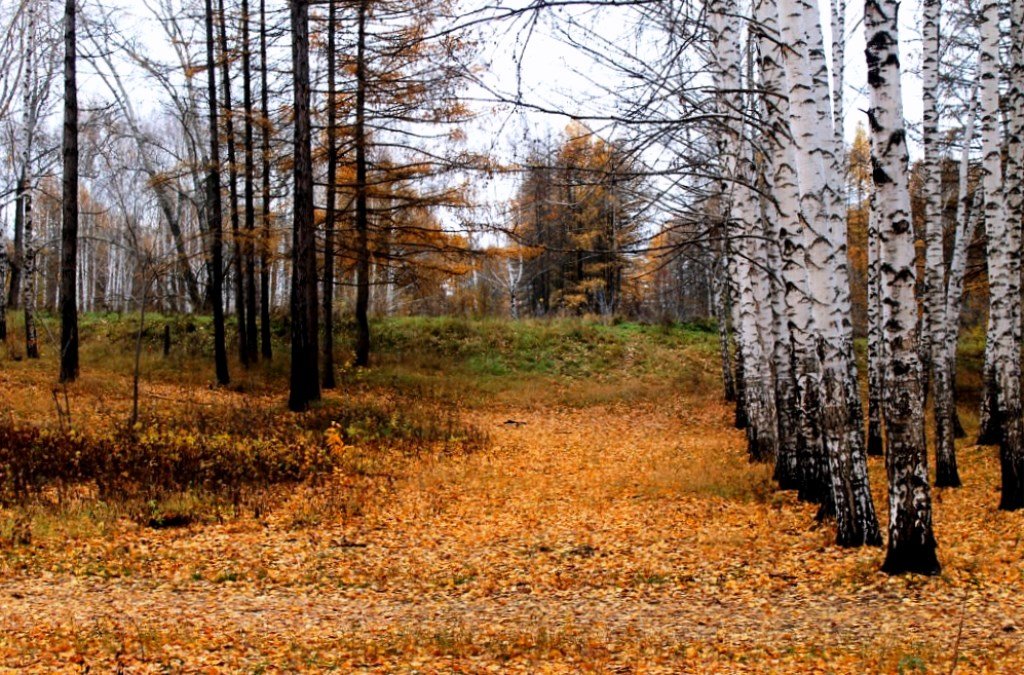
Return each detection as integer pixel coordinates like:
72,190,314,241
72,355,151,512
0,316,1021,672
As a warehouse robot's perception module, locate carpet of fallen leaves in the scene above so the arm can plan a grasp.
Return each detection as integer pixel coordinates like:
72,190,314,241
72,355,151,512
1,368,1023,671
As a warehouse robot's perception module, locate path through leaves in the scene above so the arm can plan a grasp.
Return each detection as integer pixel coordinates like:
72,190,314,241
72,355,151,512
1,394,1022,671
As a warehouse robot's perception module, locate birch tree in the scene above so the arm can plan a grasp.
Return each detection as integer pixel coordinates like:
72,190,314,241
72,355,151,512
19,0,45,360
753,0,816,492
978,0,1024,509
919,0,962,486
937,86,978,465
865,0,940,574
777,0,880,545
709,0,778,464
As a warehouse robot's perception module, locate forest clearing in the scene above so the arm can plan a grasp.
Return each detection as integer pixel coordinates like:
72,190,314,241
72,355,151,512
3,0,1024,669
0,316,1020,672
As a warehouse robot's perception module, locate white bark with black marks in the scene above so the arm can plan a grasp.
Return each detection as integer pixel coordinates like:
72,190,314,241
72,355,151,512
710,0,779,463
778,0,880,544
755,0,818,491
921,0,958,486
865,0,940,574
979,0,1024,509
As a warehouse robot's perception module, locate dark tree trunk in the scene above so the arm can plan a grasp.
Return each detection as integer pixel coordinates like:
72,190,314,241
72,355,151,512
205,0,230,385
322,0,338,389
241,0,259,363
978,358,1002,444
59,0,80,383
0,238,7,340
354,0,371,368
733,340,748,429
259,0,273,360
952,402,966,439
288,0,320,410
218,0,248,367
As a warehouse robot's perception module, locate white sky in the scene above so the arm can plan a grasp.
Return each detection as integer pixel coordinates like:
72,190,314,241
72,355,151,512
86,0,931,149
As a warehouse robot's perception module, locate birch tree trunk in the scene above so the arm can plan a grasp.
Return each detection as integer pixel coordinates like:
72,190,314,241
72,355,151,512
942,89,979,429
710,0,778,463
778,0,880,544
1006,0,1023,243
712,224,736,403
828,0,867,465
865,0,941,574
755,0,816,491
20,179,37,359
20,2,38,360
729,258,748,430
979,0,1024,509
920,0,959,486
831,0,845,132
866,201,885,456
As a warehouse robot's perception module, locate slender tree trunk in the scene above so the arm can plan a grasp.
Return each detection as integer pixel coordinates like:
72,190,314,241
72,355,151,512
755,0,816,491
979,0,1024,509
1007,0,1024,256
20,2,38,360
322,0,338,389
778,0,880,543
8,212,21,312
241,0,259,363
59,0,79,383
288,0,320,410
20,178,37,360
866,202,885,456
0,232,7,340
710,0,778,461
218,0,248,367
831,0,845,132
865,0,941,574
354,0,371,368
828,0,869,468
921,0,958,486
205,0,230,386
712,222,735,402
259,0,272,360
943,90,979,448
727,248,748,430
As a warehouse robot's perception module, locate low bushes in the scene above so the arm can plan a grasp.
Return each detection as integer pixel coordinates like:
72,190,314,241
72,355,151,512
0,423,338,506
0,394,487,509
